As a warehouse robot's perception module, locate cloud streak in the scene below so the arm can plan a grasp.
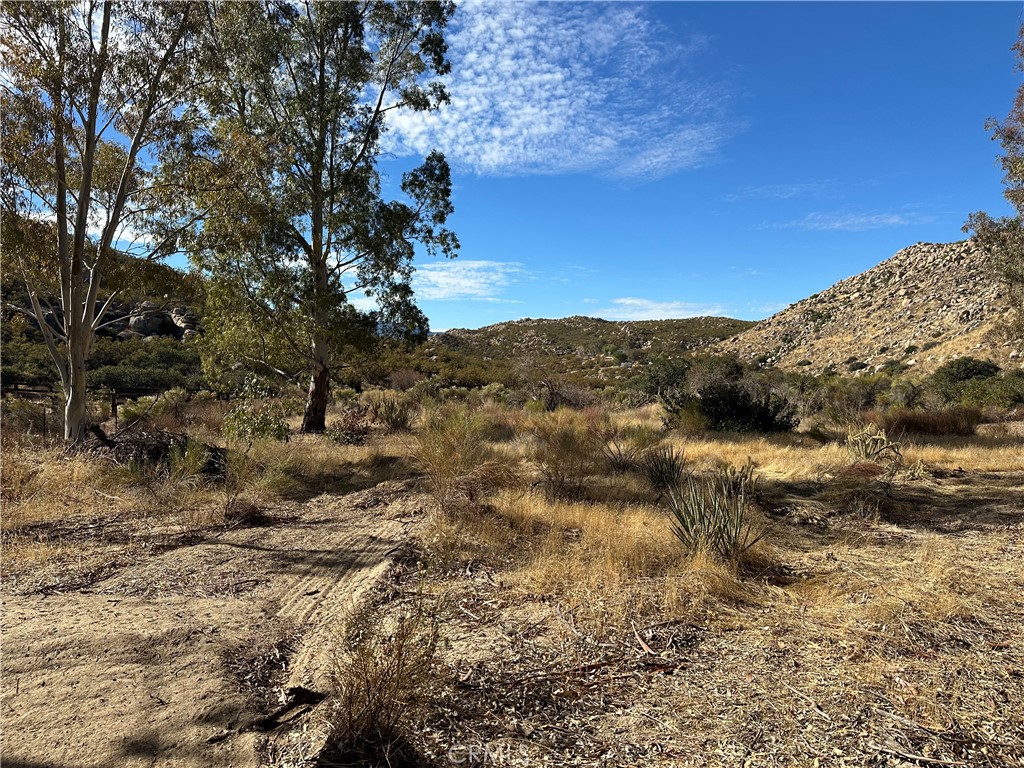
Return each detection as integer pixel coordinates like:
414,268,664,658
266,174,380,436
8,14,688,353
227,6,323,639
725,181,840,202
414,259,526,301
388,1,734,179
774,211,935,231
597,297,727,321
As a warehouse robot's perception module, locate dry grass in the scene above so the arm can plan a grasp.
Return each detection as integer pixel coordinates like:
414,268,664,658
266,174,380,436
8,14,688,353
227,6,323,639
2,400,1022,764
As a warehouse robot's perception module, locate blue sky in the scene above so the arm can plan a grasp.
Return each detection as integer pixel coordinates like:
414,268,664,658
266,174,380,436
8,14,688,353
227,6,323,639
376,1,1022,331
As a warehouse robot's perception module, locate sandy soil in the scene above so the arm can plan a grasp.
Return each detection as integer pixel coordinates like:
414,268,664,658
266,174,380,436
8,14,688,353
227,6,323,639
1,480,427,768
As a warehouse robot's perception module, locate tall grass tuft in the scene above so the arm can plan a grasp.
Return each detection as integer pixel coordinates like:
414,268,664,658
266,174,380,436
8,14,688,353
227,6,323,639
602,424,662,473
370,395,417,433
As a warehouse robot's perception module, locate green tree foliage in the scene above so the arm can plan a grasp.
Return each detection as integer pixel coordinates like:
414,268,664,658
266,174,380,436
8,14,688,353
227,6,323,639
1,1,208,442
190,1,458,433
965,25,1024,333
929,356,1001,403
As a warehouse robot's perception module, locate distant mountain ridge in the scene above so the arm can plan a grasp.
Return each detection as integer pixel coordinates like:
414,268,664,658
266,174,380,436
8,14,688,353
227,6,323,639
720,240,1022,374
425,315,755,383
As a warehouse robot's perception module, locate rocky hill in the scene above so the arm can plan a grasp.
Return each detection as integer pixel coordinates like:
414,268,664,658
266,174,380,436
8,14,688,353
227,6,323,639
432,315,752,358
721,240,1022,374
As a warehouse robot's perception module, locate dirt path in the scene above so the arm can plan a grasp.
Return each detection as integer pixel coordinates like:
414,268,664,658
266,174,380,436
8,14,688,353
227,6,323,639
1,480,426,768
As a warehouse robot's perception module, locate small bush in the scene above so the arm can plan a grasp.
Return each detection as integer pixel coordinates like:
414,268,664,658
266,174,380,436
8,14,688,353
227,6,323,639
847,361,868,372
222,380,291,442
324,607,440,766
665,477,766,562
325,406,372,445
119,387,190,432
640,445,688,493
369,395,417,433
529,408,606,500
415,406,517,513
389,367,424,392
688,382,798,433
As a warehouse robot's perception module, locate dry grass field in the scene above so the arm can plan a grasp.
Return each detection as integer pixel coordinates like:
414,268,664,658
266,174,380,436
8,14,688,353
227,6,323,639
2,398,1022,767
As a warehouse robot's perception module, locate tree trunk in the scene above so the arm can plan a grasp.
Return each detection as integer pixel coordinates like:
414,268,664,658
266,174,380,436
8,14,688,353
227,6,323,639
64,341,88,443
301,363,330,433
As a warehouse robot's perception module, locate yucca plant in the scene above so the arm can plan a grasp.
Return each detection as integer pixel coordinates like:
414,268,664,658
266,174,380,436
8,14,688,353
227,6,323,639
665,477,766,561
641,445,688,493
601,424,662,474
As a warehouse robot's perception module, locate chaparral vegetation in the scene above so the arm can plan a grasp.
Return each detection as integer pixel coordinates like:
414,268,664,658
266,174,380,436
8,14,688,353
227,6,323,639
1,3,1023,768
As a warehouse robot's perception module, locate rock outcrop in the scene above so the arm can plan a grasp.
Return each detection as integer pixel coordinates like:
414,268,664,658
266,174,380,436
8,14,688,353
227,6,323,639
721,240,1021,374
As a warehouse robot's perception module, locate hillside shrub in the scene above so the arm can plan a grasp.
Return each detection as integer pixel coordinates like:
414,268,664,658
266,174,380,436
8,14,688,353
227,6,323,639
958,372,1024,409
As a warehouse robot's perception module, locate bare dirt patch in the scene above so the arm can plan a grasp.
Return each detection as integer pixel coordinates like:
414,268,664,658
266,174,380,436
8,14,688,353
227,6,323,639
1,480,428,768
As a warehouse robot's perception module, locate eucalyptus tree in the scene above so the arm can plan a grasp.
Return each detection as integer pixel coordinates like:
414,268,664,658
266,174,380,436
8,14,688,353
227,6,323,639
194,1,458,433
966,24,1024,333
0,1,209,443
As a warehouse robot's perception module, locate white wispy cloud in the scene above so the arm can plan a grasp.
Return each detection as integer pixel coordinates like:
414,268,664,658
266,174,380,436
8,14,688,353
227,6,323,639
775,211,935,231
725,181,839,202
388,1,733,179
414,259,526,301
597,297,727,321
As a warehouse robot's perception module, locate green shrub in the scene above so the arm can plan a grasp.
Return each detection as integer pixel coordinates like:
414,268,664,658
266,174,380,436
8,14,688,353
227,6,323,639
958,372,1024,409
222,380,292,442
119,387,190,431
847,361,868,372
930,356,1001,403
665,476,766,561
